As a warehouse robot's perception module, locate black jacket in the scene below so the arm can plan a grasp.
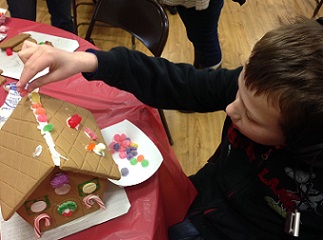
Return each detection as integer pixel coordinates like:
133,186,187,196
83,47,323,240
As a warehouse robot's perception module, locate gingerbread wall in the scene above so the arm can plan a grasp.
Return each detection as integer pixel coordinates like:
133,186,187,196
17,166,108,232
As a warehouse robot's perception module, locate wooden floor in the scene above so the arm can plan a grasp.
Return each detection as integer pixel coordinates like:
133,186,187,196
0,0,320,175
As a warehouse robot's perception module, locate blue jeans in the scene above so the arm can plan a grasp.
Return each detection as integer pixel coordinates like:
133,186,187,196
168,218,204,240
7,0,75,33
176,0,224,68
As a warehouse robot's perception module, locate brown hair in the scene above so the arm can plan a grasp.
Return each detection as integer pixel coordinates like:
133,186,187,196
244,18,323,147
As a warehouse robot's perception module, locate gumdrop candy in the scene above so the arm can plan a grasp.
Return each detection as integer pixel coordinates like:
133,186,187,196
67,114,82,129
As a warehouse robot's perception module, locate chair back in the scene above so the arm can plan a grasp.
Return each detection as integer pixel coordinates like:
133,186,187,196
85,0,169,57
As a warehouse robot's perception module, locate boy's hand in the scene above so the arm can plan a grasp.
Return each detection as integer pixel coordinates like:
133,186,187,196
16,41,98,92
17,41,77,92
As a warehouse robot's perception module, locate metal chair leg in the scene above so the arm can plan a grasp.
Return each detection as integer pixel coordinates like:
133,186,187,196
131,35,136,50
72,0,98,36
313,0,323,18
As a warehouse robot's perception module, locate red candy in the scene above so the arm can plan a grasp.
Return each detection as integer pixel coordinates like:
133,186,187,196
5,48,12,56
67,114,82,129
62,210,73,217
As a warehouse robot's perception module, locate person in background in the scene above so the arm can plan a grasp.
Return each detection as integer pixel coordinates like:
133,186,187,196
162,0,246,70
6,0,75,33
16,17,323,239
164,4,178,15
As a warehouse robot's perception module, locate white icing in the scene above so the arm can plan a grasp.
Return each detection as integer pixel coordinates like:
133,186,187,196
93,143,106,156
29,92,68,166
32,145,43,157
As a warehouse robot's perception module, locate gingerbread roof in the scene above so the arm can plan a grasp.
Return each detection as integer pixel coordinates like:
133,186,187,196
0,93,120,221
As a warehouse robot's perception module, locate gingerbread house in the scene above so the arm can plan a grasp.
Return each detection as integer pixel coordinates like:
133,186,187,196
0,92,121,238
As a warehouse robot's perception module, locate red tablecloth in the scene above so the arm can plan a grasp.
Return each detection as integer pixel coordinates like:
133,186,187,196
0,18,197,239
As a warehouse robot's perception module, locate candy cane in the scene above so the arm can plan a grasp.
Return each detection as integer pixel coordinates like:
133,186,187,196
83,194,106,210
34,213,51,239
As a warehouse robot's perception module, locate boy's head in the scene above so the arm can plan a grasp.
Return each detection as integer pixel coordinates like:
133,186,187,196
244,18,323,149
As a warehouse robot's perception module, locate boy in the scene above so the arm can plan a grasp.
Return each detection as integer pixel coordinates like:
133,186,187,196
16,18,323,239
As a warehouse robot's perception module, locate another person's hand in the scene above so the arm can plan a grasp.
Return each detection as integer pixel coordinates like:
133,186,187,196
16,41,98,92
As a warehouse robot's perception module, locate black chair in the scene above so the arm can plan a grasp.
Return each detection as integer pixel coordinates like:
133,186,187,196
84,0,174,145
72,0,97,35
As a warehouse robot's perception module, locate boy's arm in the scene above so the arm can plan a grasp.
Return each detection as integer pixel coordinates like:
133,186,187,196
83,47,241,112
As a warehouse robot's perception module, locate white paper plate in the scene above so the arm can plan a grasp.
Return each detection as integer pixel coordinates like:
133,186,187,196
0,31,79,80
101,120,163,187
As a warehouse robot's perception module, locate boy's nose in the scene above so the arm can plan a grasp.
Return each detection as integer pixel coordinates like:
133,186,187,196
226,100,241,121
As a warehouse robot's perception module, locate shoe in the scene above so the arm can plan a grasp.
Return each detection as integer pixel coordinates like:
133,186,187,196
165,5,177,15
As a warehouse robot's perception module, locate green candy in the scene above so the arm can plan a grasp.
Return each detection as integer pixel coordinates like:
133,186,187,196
141,159,149,167
130,158,138,165
43,124,54,132
57,201,77,215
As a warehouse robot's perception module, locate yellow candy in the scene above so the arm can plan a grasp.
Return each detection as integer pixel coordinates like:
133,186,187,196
130,142,138,148
31,92,41,103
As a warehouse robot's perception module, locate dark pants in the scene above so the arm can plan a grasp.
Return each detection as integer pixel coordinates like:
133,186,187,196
7,0,75,33
168,218,204,240
176,0,224,68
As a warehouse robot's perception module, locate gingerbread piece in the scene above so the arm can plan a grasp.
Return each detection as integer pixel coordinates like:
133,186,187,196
0,93,121,233
0,69,5,85
0,76,5,85
12,37,37,52
0,33,31,49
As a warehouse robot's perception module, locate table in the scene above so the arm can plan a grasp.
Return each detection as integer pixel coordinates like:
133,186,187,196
0,18,197,239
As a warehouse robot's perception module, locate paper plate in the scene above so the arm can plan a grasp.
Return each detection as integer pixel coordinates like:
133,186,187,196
101,120,163,187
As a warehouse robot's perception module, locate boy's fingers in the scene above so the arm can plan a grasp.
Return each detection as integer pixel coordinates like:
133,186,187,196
18,41,39,63
21,40,37,50
26,78,43,92
17,48,53,91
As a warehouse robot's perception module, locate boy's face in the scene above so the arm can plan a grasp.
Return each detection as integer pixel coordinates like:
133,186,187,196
226,70,285,146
